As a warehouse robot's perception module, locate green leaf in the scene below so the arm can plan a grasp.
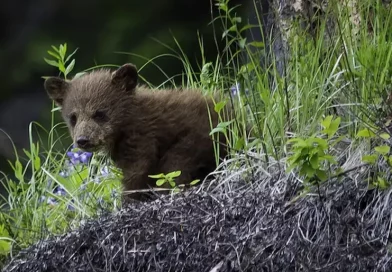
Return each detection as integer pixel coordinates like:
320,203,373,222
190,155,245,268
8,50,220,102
375,145,390,155
209,120,234,136
320,154,338,164
309,154,319,169
285,163,297,173
321,115,333,129
377,176,389,190
23,149,31,159
34,156,41,171
239,24,258,33
310,147,321,155
74,72,86,79
222,30,230,38
53,175,73,193
238,38,247,49
248,41,264,48
58,61,66,73
60,43,67,59
222,25,237,38
328,117,341,138
239,62,256,74
44,58,59,68
307,137,328,150
209,127,225,136
287,138,307,148
0,239,11,254
300,148,310,156
247,138,262,149
167,171,181,178
65,59,75,76
315,170,328,181
190,179,200,185
65,48,79,64
214,101,226,113
217,2,227,12
380,133,391,140
148,173,165,179
234,137,245,150
156,179,166,186
51,106,62,112
287,151,302,165
14,160,24,182
228,25,237,32
217,120,234,128
356,128,375,138
51,45,60,53
300,163,315,178
362,154,378,164
59,44,64,57
169,180,176,188
0,224,10,237
47,50,60,59
335,167,344,176
233,17,242,23
72,168,88,187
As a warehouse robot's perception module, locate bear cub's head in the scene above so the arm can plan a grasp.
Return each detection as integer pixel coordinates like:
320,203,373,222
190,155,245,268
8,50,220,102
44,63,138,152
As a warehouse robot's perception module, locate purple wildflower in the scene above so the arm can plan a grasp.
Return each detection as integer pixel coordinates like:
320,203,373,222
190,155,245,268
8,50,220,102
79,152,91,164
230,83,240,96
54,185,67,196
97,197,107,209
67,204,75,211
39,195,47,204
93,178,101,184
40,144,117,212
100,165,109,177
59,170,69,178
67,199,75,211
110,189,119,199
46,197,57,206
66,147,93,165
230,83,249,96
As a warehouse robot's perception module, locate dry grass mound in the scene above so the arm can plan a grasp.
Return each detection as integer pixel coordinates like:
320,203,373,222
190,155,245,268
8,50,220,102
3,149,392,272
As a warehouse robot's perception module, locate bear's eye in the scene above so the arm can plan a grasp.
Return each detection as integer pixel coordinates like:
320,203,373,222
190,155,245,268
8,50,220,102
69,114,77,127
92,110,108,122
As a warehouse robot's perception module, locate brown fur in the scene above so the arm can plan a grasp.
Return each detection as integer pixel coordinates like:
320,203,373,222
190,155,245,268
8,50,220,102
44,64,229,201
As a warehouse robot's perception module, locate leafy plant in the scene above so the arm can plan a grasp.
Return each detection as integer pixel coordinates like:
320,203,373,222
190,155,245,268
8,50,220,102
0,224,12,256
356,126,392,190
44,43,79,80
357,127,391,164
149,171,200,193
286,115,342,184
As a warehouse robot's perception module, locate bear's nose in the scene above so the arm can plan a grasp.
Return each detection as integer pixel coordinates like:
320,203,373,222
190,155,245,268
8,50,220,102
76,137,90,148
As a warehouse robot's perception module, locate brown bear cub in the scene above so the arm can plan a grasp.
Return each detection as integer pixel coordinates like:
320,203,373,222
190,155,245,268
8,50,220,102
44,63,229,201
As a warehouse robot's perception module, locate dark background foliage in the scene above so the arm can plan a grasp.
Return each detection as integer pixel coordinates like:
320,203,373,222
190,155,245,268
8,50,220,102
0,1,228,161
0,0,270,181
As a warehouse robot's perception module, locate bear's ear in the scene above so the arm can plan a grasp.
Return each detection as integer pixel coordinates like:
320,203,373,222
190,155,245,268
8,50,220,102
44,77,68,107
111,63,138,92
